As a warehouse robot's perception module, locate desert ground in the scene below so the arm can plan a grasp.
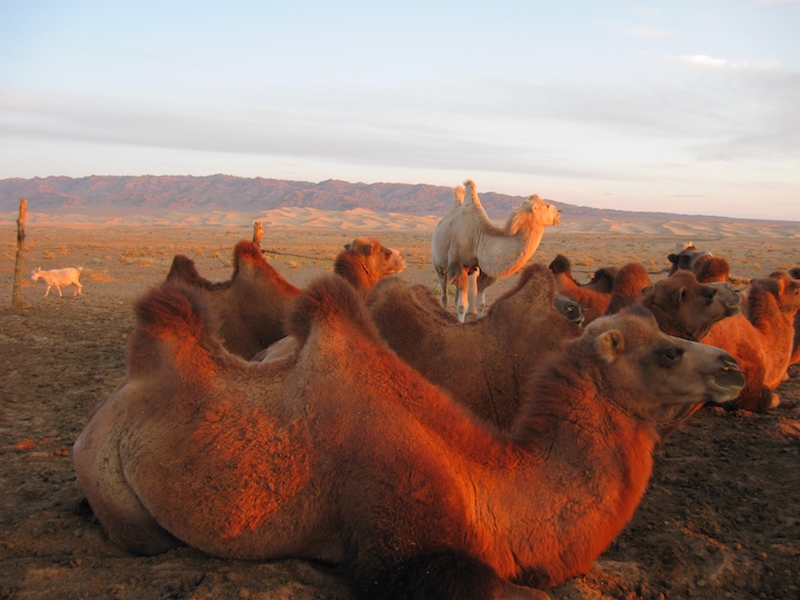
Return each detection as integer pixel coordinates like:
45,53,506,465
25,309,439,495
1,209,799,600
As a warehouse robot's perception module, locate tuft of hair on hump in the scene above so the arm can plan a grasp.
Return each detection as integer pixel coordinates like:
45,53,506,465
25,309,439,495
490,263,555,312
286,274,383,347
134,282,213,343
452,184,465,206
463,179,481,205
525,193,542,204
693,255,729,283
166,255,217,290
548,254,571,275
613,263,651,296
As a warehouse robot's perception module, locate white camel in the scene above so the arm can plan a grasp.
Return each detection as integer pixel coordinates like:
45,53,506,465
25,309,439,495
432,179,560,322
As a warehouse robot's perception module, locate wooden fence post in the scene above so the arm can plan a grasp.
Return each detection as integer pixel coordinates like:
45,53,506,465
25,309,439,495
11,198,27,309
253,221,263,247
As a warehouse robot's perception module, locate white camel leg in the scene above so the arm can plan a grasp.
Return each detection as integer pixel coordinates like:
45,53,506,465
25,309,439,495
466,269,479,317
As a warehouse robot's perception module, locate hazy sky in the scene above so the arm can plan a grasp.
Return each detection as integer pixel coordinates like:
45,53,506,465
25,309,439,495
2,1,799,220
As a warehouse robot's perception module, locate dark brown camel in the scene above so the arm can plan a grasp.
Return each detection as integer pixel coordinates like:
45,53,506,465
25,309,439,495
366,264,581,430
166,240,300,359
73,275,743,600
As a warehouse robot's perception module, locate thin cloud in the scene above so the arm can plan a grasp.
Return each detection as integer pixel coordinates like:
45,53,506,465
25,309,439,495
673,54,782,70
601,20,678,39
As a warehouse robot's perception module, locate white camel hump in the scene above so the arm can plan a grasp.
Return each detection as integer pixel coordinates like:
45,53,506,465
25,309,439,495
432,179,560,322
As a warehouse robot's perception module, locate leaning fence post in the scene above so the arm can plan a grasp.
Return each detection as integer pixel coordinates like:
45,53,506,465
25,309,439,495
253,221,263,247
11,198,27,309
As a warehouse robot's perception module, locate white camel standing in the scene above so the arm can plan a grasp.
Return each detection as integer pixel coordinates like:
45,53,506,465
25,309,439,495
432,179,560,322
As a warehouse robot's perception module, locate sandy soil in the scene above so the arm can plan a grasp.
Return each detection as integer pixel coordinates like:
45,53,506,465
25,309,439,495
1,213,799,600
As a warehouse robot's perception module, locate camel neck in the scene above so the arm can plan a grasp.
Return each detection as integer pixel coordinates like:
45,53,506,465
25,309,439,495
467,368,657,587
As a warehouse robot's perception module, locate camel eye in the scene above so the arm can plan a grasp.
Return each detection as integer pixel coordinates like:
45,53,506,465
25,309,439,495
705,289,716,305
658,346,684,367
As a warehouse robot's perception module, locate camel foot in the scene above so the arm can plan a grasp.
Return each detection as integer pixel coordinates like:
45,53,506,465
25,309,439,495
768,393,780,409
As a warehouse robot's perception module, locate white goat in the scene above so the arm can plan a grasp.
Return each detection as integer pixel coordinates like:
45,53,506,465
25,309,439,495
31,267,83,297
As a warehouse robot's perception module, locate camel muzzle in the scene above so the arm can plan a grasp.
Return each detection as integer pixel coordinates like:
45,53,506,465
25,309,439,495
706,355,746,402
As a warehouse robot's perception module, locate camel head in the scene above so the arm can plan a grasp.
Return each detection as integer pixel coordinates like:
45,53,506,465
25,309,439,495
643,270,742,340
343,237,407,276
585,305,745,424
522,194,561,227
667,243,711,275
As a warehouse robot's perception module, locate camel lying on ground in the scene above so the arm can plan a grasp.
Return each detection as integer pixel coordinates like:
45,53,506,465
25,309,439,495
602,263,652,316
701,271,800,411
333,237,407,296
73,275,744,600
549,254,612,325
167,238,406,359
166,240,300,359
432,180,560,322
366,264,581,430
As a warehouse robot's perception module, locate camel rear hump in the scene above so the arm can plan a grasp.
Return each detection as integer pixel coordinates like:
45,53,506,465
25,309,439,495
128,283,222,383
286,274,384,350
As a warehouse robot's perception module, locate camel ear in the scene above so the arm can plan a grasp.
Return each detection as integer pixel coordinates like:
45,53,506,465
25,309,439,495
642,285,653,296
344,243,352,251
596,330,625,363
667,254,679,265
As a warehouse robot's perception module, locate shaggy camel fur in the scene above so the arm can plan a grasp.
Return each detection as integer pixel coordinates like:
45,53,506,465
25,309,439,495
549,254,612,325
333,237,407,296
366,264,581,430
432,180,560,322
692,254,730,283
73,276,744,600
602,263,652,316
701,272,800,411
166,240,300,359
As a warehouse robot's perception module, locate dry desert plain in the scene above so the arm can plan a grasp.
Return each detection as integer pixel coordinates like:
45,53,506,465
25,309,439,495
1,207,800,600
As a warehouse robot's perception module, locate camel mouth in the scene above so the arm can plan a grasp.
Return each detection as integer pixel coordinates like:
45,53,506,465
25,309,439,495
553,213,562,226
725,304,742,317
704,366,746,403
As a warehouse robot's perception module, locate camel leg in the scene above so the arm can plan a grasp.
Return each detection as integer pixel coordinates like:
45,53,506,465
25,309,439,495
466,269,479,317
455,276,470,323
475,272,497,318
436,269,449,308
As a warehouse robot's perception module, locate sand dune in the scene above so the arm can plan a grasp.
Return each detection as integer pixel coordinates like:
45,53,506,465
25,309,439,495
1,207,798,238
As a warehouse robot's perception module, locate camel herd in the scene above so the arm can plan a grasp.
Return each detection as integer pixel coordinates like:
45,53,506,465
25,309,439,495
72,184,800,600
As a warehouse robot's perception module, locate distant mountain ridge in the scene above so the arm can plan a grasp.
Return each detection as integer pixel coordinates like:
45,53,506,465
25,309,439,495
0,174,742,221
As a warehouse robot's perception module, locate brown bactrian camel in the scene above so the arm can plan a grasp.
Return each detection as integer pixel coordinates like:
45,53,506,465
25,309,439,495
333,237,407,296
667,242,712,275
168,237,405,360
432,180,560,322
788,267,800,366
366,264,581,430
602,262,652,316
166,240,300,359
701,271,800,411
549,254,612,325
73,276,744,600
